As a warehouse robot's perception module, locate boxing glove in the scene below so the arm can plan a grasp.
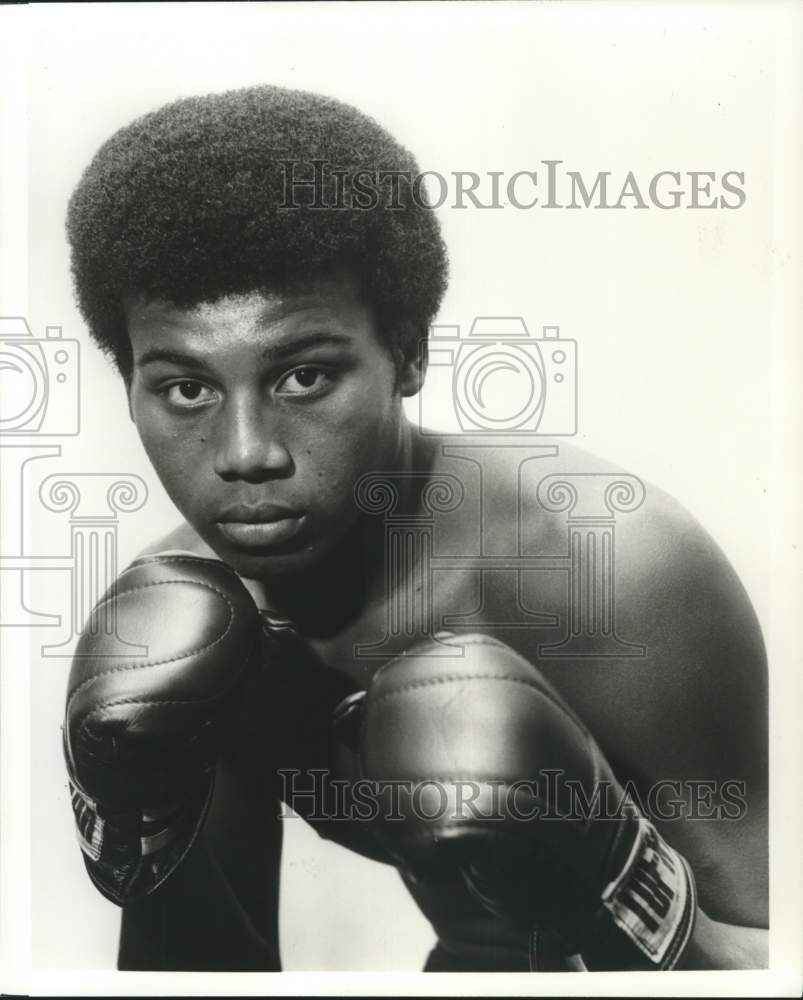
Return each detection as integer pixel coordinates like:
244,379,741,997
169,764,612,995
63,553,264,906
333,633,697,971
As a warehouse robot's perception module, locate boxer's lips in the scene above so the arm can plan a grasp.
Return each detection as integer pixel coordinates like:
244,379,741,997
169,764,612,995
216,503,305,548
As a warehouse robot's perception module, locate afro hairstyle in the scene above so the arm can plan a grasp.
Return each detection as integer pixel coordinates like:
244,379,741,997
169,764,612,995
66,84,449,380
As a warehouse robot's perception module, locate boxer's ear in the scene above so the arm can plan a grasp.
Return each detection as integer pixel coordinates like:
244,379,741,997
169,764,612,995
394,330,428,397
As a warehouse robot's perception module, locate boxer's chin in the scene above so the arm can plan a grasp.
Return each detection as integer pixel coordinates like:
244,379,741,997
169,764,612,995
222,545,327,581
207,520,351,582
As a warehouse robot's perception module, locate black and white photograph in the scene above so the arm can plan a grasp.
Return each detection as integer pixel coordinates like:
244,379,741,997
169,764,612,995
0,2,801,995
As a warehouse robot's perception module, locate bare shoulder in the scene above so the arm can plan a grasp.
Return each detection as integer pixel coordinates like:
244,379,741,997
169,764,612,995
429,431,767,788
558,442,769,701
539,442,767,752
488,439,765,666
453,439,769,925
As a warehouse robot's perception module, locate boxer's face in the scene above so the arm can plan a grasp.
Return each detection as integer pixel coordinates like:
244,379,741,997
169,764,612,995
126,275,423,579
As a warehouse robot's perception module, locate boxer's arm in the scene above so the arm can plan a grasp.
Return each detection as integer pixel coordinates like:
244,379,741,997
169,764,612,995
611,500,769,967
679,912,767,970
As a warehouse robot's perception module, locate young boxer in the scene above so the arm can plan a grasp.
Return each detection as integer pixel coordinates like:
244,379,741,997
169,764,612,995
63,85,767,971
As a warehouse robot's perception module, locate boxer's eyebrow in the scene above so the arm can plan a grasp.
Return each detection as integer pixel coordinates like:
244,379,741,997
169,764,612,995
135,333,352,370
135,349,205,369
259,331,352,362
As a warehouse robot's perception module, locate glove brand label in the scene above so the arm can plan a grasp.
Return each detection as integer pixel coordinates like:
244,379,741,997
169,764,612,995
602,818,695,967
69,780,104,861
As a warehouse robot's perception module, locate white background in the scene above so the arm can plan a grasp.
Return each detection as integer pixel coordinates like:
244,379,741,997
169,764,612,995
1,1,801,994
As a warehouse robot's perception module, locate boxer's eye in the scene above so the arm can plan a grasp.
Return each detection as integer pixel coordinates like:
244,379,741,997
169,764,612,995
276,366,332,397
162,380,217,409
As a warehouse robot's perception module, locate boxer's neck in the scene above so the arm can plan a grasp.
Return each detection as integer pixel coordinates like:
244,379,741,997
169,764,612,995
257,419,434,636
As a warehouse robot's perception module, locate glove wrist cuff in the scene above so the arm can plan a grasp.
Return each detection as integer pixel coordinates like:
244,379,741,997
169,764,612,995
530,818,698,972
68,770,214,906
600,816,697,968
571,817,698,971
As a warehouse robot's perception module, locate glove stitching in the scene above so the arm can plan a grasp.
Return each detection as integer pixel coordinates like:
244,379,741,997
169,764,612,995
66,579,242,707
377,634,594,735
71,631,261,767
75,695,229,787
369,672,605,834
447,637,595,732
124,555,232,571
66,614,259,789
81,693,243,712
372,671,592,739
418,637,610,832
85,574,240,616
